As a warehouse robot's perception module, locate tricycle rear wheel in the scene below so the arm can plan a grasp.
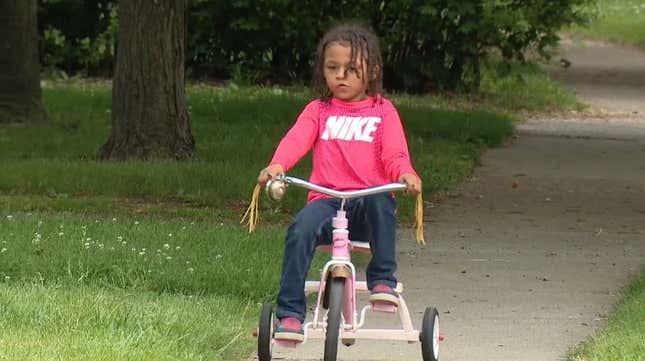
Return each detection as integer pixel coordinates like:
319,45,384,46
258,302,274,361
420,307,439,361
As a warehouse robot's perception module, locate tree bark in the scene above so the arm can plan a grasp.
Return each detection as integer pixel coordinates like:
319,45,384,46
99,0,195,160
0,0,48,124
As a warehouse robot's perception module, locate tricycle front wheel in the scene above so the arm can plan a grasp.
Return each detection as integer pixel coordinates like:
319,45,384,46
324,277,345,361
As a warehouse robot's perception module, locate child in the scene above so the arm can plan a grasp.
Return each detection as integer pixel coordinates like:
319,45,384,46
256,23,422,342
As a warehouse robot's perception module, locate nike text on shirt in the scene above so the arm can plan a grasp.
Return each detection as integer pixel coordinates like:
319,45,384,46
321,116,381,142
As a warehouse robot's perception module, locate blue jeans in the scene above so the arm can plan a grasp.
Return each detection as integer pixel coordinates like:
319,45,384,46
276,193,398,322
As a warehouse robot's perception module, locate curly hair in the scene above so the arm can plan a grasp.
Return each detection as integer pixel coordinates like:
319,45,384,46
312,23,383,100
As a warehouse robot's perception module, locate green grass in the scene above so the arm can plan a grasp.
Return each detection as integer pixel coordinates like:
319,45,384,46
0,81,517,360
0,212,285,298
571,268,645,361
388,60,584,114
0,284,254,361
479,61,583,113
570,0,645,47
1,81,516,220
0,211,291,360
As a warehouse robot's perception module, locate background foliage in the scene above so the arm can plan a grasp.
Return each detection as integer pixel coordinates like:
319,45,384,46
37,0,593,92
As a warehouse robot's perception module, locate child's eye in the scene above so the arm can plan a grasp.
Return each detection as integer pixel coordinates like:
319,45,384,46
326,65,337,70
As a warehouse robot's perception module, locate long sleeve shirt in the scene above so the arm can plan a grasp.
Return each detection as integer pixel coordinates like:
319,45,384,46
270,95,419,202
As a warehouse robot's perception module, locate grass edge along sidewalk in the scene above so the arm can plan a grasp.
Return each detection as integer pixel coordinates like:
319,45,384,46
570,267,645,361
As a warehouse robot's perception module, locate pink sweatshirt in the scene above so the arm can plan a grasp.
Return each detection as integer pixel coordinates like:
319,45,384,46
270,95,419,202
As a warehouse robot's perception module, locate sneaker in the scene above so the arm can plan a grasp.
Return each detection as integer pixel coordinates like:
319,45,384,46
274,317,304,342
369,284,399,306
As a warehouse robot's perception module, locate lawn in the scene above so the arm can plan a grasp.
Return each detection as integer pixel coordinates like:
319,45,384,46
0,211,285,361
570,0,645,47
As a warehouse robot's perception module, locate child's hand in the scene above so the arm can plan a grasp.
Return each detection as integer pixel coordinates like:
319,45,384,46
399,173,422,195
257,164,284,185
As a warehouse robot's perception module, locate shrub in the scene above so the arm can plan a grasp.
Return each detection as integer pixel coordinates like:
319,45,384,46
38,0,118,76
39,0,593,92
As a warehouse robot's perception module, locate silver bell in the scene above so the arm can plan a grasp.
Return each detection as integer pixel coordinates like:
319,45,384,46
266,179,286,201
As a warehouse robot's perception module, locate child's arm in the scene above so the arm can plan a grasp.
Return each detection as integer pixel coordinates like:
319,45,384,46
381,106,422,194
257,101,319,185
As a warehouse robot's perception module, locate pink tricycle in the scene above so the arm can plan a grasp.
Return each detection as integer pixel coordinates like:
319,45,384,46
255,176,441,361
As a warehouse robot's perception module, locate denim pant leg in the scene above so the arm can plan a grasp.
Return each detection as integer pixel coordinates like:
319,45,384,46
348,194,398,290
276,198,337,322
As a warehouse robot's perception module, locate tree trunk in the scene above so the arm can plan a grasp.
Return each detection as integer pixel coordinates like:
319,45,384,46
99,0,195,160
0,0,48,124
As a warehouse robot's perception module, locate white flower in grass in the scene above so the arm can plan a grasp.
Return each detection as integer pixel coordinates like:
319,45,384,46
84,243,90,249
1,248,7,253
166,256,172,260
216,254,222,259
168,233,173,237
138,251,146,256
37,220,43,227
175,246,181,250
187,267,194,273
32,233,42,245
134,221,139,225
112,218,117,222
4,276,9,281
163,244,170,250
58,232,64,237
6,215,13,220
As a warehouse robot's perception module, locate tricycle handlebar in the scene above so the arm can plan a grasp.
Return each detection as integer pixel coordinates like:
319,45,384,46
266,176,407,201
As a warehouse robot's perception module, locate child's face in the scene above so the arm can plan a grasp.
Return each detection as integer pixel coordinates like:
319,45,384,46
323,42,369,102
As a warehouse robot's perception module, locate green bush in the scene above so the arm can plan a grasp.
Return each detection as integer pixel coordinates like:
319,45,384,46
38,0,118,76
38,0,593,91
